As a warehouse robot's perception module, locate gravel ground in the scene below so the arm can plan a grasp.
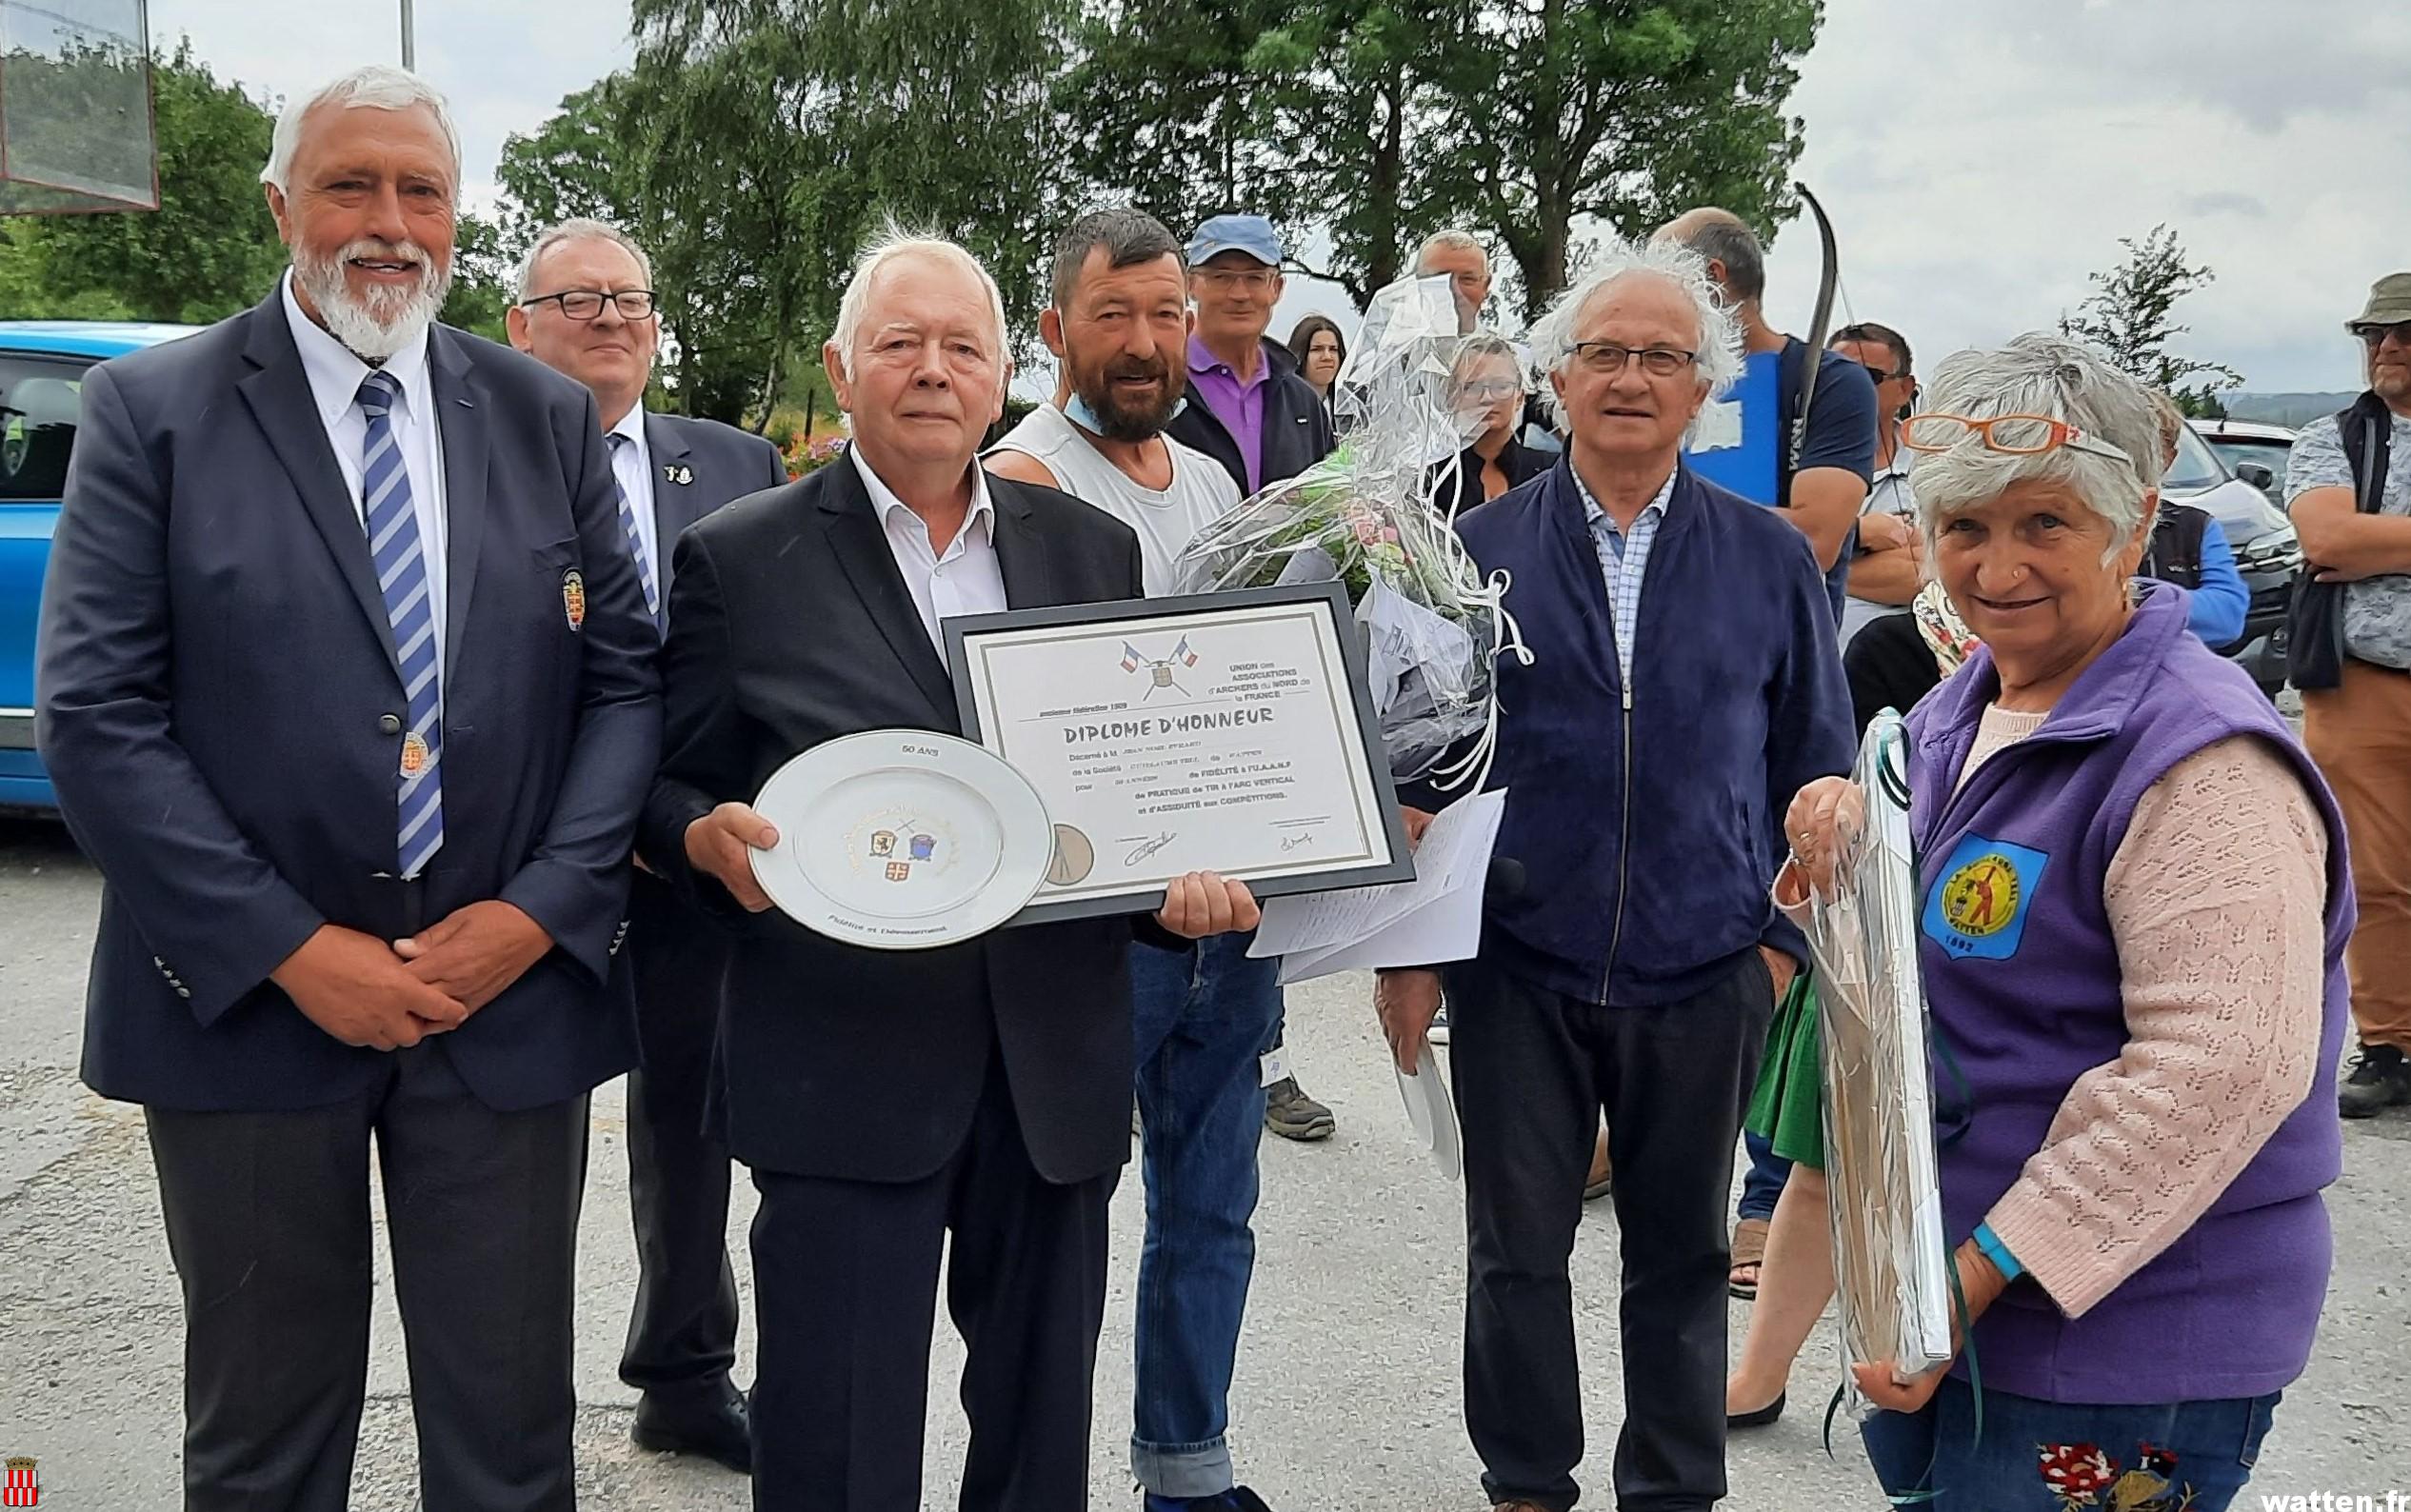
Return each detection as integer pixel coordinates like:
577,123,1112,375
1,814,2401,1509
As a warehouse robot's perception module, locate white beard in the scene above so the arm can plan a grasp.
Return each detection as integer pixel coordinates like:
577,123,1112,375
291,237,453,362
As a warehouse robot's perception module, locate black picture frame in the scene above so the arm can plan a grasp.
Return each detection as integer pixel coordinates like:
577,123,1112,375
943,582,1416,925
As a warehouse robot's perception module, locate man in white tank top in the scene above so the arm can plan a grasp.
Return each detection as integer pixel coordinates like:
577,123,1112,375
985,209,1306,1512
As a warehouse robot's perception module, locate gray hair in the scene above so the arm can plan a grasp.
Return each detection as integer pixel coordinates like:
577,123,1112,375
515,217,655,302
828,225,1010,382
260,66,462,194
1910,334,2164,557
1413,229,1487,273
1526,236,1744,418
1659,208,1765,303
1049,208,1185,310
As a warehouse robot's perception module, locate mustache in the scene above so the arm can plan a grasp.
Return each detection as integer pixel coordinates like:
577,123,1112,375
337,237,432,270
1100,355,1171,384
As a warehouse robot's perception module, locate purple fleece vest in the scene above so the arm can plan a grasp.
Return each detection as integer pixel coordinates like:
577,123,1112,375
1904,584,2350,1404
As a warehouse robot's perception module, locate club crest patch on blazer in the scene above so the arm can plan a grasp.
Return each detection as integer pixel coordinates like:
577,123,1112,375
562,568,587,630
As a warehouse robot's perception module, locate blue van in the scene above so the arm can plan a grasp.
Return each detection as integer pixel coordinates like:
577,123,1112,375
0,321,201,808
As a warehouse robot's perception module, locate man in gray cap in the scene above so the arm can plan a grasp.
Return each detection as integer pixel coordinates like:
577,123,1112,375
1166,211,1341,1144
2290,270,2411,1119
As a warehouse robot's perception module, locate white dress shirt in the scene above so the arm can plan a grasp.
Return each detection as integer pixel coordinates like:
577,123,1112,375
608,402,661,587
850,446,1007,648
281,272,450,670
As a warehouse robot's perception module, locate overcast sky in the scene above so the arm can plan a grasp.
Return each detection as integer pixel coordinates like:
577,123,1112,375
146,0,2411,393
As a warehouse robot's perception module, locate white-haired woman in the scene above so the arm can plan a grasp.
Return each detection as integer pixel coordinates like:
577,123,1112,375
1782,336,2348,1511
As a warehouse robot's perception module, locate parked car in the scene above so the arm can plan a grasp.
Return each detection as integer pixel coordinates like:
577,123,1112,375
2163,421,2301,695
2191,416,2297,506
0,321,201,809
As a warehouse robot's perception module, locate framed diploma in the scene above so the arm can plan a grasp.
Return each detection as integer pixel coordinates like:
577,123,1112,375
944,584,1415,925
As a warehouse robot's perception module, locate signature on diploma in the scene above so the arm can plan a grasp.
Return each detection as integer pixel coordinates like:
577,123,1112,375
1281,832,1314,852
1126,831,1178,866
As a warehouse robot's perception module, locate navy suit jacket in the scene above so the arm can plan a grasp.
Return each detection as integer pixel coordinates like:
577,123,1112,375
639,410,788,627
38,290,662,1113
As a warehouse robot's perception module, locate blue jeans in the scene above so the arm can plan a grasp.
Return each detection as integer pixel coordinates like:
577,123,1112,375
1129,933,1284,1497
1862,1376,2281,1511
1736,1126,1791,1224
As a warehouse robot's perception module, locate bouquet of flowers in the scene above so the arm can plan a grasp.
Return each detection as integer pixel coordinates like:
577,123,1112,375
1176,275,1528,785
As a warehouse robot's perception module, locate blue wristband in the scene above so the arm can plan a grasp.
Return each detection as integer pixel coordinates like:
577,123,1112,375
1973,1221,2024,1283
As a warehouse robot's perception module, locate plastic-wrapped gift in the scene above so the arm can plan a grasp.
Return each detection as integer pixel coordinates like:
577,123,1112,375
1175,274,1529,786
1789,711,1955,1418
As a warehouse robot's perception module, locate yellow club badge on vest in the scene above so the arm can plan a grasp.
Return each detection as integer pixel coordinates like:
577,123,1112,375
562,567,587,631
1922,832,2049,961
399,730,430,778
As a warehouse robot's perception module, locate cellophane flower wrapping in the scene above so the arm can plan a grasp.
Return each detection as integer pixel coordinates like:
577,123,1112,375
1800,712,1956,1419
1175,275,1508,783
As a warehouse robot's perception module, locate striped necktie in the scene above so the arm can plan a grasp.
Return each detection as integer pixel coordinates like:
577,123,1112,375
356,371,444,879
608,432,660,621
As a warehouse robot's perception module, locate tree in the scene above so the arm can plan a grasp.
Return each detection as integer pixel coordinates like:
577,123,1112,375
622,0,1078,425
2059,224,2242,411
1430,0,1820,316
1057,0,1306,245
0,40,286,323
1243,0,1466,303
1059,0,1821,318
438,210,515,344
493,79,644,253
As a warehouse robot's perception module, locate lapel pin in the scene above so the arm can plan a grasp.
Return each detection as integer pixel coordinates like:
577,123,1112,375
664,464,693,486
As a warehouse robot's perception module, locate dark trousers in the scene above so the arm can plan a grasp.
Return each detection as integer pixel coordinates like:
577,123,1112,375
146,1043,589,1512
1446,953,1773,1512
747,1052,1117,1512
620,875,741,1403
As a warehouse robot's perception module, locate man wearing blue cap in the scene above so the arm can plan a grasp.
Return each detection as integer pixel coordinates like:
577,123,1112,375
1166,213,1342,1147
1170,213,1337,500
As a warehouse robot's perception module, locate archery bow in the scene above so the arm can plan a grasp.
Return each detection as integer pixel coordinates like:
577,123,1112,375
1788,182,1841,478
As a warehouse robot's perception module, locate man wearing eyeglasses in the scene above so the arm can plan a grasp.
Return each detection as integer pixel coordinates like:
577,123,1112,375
1166,211,1343,1144
1373,240,1851,1512
2288,271,2411,1120
1829,322,1922,647
508,217,787,1473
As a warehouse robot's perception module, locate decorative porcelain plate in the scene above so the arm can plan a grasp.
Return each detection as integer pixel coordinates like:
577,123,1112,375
749,730,1052,950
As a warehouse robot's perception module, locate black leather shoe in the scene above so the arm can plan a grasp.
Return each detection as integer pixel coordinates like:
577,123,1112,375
631,1381,751,1474
1726,1390,1785,1429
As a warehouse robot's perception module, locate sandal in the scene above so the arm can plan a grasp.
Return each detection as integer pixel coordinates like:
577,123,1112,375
1729,1216,1768,1300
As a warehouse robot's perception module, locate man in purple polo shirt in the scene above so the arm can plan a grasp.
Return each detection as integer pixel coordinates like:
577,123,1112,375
1166,211,1341,1144
1169,213,1337,499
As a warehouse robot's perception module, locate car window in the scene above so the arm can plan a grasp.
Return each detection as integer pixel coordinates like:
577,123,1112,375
2162,424,2229,493
0,355,92,502
2206,436,2289,492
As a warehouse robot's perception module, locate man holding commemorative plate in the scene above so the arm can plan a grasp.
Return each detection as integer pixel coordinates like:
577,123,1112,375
639,228,1412,1512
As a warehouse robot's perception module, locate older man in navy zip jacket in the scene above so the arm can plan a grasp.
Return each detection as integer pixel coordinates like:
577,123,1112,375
1377,239,1853,1512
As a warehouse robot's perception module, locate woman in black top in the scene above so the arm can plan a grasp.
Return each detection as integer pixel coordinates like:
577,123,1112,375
1436,332,1550,516
1288,314,1347,420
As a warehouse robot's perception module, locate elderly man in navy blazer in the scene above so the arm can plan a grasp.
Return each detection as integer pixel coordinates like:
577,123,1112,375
508,215,787,1475
36,67,659,1512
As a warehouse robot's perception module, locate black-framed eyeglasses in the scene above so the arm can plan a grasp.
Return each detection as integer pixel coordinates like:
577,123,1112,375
1569,341,1697,378
1854,359,1908,382
2352,320,2411,349
520,288,658,322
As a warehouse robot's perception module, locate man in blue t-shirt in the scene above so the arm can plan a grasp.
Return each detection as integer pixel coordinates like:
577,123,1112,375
1660,209,1880,627
1658,208,1881,1296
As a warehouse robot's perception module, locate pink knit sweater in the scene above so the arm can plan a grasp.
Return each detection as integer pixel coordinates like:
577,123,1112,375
1959,708,2329,1317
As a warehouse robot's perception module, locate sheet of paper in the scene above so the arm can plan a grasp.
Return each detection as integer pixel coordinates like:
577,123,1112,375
1250,789,1505,984
1395,1040,1463,1180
